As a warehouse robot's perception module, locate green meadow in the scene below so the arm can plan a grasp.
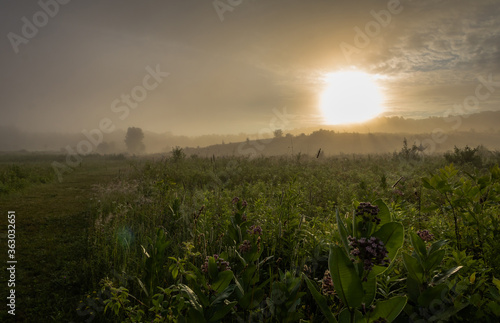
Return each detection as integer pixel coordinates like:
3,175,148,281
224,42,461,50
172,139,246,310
1,148,500,322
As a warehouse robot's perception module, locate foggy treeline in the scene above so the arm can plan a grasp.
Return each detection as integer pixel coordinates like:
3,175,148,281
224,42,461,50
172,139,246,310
1,111,499,154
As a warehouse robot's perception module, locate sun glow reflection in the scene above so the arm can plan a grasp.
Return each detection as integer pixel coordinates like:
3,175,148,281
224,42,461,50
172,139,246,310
319,70,385,124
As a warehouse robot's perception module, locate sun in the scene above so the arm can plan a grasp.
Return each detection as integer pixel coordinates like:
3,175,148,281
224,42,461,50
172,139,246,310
319,70,384,125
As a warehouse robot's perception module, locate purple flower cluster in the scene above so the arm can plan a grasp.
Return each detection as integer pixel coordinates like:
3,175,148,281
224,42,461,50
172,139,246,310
321,270,335,296
201,254,231,273
355,202,381,225
417,230,434,242
348,236,390,272
232,197,248,207
238,240,252,253
247,225,263,235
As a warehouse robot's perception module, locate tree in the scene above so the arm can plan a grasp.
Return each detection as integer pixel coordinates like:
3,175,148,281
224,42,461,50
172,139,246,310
125,127,145,154
273,129,283,138
171,146,185,162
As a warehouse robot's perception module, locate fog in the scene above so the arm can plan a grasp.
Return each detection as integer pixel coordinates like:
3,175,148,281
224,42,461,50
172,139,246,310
1,111,499,155
1,0,500,142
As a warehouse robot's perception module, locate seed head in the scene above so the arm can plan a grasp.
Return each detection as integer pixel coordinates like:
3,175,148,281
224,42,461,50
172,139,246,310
417,229,434,242
247,225,263,235
239,240,252,253
321,270,335,296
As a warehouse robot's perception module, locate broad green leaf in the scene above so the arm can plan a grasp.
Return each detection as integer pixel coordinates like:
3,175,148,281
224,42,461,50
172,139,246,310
329,245,364,309
487,300,500,316
212,270,234,294
304,275,338,323
428,240,448,255
339,308,365,323
187,308,206,322
210,284,235,307
369,296,407,322
241,264,258,288
178,284,203,314
409,232,427,263
373,199,392,225
208,257,218,281
406,276,420,303
433,266,462,285
469,272,476,284
336,210,351,256
424,249,445,273
417,284,447,307
402,253,424,284
362,272,377,307
239,287,265,309
338,308,351,323
373,222,404,262
492,277,500,292
422,177,433,189
287,276,302,296
234,276,244,298
234,250,247,267
170,265,179,280
208,301,237,322
191,283,210,307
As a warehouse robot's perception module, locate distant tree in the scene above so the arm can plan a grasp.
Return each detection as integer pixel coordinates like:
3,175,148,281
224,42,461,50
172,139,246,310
171,146,185,162
125,127,145,154
399,137,420,160
273,129,283,138
444,145,482,166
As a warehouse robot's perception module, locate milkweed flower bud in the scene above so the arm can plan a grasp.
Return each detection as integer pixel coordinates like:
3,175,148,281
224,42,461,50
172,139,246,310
355,202,381,225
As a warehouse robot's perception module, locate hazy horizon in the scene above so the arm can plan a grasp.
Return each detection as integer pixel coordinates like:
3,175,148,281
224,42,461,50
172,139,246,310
1,0,500,139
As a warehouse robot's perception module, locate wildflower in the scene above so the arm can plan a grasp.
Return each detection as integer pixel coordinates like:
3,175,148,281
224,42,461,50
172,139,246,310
247,225,263,235
232,197,240,204
321,270,335,296
355,202,381,225
241,213,247,222
348,236,390,273
242,200,248,207
238,240,252,253
201,254,231,273
417,230,434,242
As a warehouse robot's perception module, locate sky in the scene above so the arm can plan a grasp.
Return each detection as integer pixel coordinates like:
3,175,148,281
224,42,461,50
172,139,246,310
1,0,500,136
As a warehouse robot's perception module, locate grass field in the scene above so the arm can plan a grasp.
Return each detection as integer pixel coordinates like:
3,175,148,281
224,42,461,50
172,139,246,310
1,149,500,322
0,154,134,321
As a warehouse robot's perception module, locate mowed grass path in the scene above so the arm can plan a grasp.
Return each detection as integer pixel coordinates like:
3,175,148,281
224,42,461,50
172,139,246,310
0,158,132,322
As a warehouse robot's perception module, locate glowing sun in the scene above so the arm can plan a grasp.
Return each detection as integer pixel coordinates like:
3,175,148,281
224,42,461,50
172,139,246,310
319,70,384,124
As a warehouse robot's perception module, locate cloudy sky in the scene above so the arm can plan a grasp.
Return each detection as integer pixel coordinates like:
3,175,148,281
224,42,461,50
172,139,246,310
1,0,500,136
